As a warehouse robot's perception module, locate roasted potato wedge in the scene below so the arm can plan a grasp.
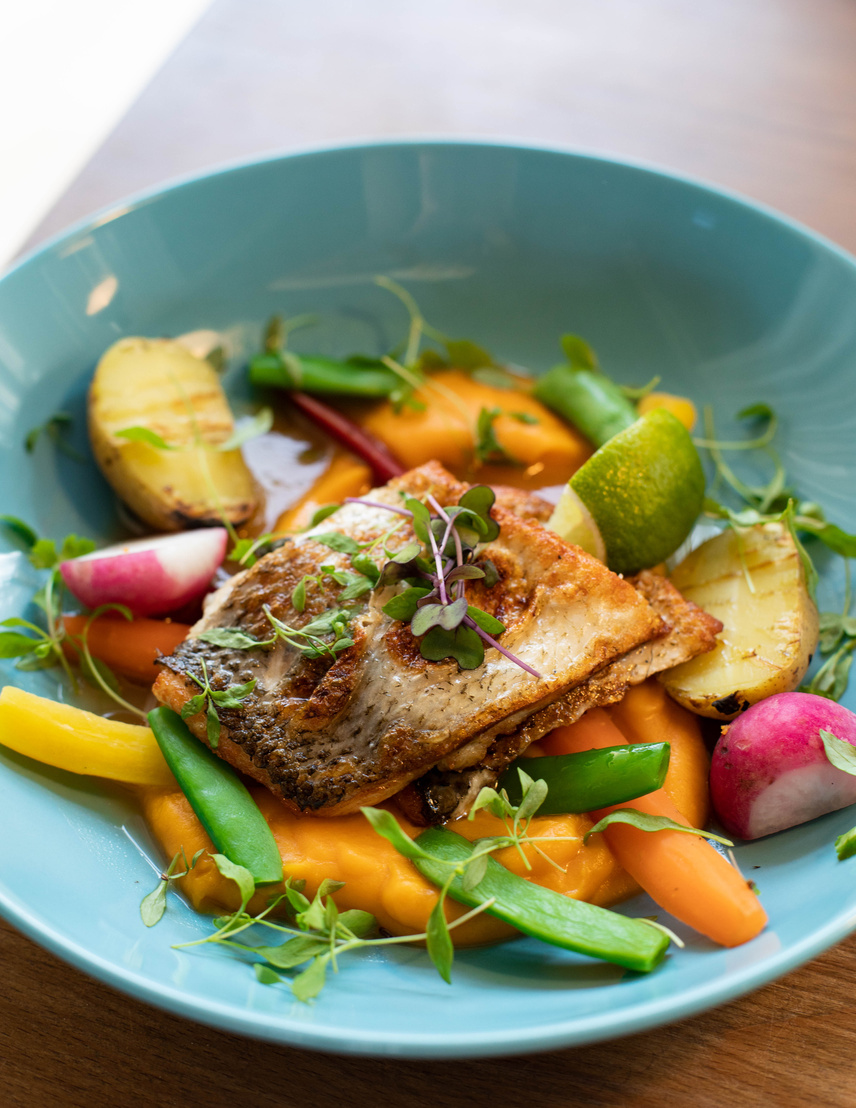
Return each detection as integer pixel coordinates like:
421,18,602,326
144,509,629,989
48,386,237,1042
659,522,818,720
89,338,258,531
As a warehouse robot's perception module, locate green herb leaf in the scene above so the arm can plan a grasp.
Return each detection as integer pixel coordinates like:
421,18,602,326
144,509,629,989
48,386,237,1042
469,786,514,821
254,964,283,985
0,631,43,658
514,772,548,825
210,678,257,710
180,693,207,719
291,955,329,1002
584,809,734,846
292,578,307,612
196,627,267,651
835,826,856,861
140,880,168,927
313,532,360,555
211,853,256,905
338,910,376,939
338,574,374,602
510,411,539,425
0,515,38,549
820,729,856,775
349,552,381,583
466,606,505,635
420,624,484,669
308,504,341,527
115,426,179,451
425,898,454,984
382,586,433,620
461,851,489,891
253,936,329,969
457,486,500,543
475,407,518,465
206,700,221,748
216,407,274,452
445,338,494,370
560,333,598,369
406,499,431,546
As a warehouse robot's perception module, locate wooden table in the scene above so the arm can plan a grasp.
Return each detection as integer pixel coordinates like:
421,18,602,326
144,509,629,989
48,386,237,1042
7,1,856,1104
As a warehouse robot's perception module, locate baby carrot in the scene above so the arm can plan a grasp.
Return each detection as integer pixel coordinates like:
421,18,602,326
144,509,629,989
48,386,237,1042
63,613,191,685
544,708,767,947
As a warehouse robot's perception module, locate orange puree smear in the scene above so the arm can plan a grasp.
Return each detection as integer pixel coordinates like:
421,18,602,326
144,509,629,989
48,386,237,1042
141,680,709,946
362,369,593,488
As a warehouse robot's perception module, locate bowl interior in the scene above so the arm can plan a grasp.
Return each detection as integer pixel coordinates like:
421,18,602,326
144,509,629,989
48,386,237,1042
1,142,856,1057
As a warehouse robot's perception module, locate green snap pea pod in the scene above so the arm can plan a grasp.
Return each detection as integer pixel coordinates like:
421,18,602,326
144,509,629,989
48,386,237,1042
249,351,400,397
499,743,670,814
148,706,283,885
413,828,668,972
532,364,637,446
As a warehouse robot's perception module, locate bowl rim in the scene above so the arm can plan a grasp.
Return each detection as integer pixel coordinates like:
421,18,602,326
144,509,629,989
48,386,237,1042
3,137,856,1058
5,137,855,285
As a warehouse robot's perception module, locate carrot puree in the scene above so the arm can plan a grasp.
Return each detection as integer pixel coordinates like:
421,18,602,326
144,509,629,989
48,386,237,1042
142,679,711,945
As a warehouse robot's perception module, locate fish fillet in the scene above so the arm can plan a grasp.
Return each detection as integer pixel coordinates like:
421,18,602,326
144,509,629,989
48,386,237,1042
153,462,664,815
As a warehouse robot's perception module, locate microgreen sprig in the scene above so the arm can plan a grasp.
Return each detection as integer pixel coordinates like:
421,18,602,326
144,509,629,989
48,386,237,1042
181,658,256,748
171,856,493,1002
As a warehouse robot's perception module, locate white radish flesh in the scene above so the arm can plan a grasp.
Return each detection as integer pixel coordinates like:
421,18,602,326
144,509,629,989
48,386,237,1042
710,691,856,839
60,529,228,617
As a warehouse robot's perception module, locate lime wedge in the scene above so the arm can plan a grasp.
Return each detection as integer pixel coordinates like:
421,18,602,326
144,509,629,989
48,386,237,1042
557,409,705,575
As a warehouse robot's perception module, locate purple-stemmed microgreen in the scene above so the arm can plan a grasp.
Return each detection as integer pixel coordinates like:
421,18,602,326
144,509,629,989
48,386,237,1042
342,485,540,677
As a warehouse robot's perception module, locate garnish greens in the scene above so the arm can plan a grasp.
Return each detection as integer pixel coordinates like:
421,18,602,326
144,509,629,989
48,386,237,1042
168,856,493,1002
140,847,205,926
818,730,856,861
583,809,734,847
181,658,256,748
156,769,656,1000
474,407,519,466
24,412,85,461
698,404,856,698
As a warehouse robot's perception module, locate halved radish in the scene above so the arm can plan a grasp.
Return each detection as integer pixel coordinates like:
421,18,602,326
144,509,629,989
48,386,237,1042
60,529,228,617
710,691,856,839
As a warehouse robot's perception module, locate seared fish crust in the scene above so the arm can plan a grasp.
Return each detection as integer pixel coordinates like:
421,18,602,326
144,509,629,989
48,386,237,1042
153,462,664,815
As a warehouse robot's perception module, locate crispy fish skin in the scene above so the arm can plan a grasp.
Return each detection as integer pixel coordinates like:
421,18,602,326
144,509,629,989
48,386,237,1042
153,462,663,816
400,569,722,824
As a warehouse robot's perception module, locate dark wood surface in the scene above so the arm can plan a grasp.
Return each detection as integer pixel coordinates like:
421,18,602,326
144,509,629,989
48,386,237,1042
8,1,856,1104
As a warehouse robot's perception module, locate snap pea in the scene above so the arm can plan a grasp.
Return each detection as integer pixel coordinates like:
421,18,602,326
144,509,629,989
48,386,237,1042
499,742,670,814
413,828,668,972
249,351,400,398
147,706,283,885
532,364,638,446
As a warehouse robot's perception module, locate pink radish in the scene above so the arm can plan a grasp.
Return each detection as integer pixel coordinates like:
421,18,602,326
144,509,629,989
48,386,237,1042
60,529,228,617
710,691,856,839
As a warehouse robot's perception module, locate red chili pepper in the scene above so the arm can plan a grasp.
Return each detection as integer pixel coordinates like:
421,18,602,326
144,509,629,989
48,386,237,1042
291,392,405,483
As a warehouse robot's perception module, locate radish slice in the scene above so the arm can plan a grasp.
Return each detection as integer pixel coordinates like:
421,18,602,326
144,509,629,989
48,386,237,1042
60,529,228,617
710,691,856,839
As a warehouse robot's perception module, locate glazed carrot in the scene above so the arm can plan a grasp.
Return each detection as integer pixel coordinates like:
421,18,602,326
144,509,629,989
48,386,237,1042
542,701,767,947
63,613,191,685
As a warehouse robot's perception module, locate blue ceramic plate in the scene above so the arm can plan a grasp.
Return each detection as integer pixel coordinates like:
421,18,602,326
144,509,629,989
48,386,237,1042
2,142,856,1058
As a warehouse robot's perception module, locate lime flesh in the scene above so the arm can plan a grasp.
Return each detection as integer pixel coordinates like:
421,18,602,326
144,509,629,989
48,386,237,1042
547,485,607,562
568,408,705,575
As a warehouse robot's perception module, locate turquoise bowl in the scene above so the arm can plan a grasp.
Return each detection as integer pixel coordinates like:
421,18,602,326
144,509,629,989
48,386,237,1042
1,142,856,1058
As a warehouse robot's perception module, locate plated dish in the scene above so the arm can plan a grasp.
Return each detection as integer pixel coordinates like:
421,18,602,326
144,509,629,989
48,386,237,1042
1,142,856,1057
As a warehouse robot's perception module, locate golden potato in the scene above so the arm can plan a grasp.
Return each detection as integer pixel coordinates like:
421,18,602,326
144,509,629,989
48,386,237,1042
659,522,818,720
88,338,258,531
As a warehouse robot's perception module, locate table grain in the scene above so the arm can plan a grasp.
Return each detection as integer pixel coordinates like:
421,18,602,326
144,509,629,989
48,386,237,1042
8,0,856,1104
